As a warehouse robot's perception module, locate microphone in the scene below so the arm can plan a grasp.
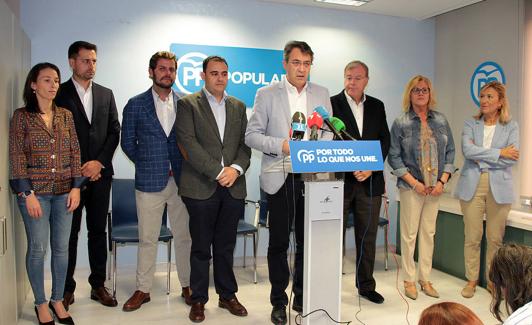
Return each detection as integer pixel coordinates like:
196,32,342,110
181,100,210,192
307,112,323,141
313,106,343,140
290,112,306,141
329,117,357,141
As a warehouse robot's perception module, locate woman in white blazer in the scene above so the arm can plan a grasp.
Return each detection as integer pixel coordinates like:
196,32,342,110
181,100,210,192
455,81,519,298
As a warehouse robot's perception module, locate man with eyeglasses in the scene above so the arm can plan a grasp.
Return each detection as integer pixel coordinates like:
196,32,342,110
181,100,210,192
121,51,192,312
246,40,333,324
330,60,390,304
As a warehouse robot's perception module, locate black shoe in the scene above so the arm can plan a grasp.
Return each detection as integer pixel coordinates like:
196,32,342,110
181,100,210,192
48,302,75,325
292,296,303,313
359,290,384,304
34,306,55,325
271,305,287,324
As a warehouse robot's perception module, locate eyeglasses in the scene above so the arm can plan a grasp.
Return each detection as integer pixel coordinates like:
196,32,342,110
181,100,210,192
289,60,312,68
411,87,430,95
345,76,367,82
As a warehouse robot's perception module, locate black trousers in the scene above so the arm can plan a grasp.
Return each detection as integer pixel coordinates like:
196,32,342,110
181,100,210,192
183,186,243,304
343,180,382,292
267,174,304,307
65,176,112,293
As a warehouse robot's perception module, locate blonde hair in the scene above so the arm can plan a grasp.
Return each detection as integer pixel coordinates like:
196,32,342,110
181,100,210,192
402,75,437,112
474,81,511,125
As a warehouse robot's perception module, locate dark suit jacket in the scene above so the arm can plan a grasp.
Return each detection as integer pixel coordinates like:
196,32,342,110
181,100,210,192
176,90,251,200
121,89,183,192
55,79,120,177
331,91,390,196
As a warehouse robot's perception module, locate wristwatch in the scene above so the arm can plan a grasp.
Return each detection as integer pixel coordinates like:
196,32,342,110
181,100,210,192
20,190,34,198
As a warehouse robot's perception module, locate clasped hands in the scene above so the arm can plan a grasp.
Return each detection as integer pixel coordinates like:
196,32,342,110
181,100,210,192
413,181,444,196
217,167,239,187
81,160,103,181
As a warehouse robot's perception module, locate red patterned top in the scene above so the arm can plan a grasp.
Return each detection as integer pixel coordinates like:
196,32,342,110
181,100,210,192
9,106,84,195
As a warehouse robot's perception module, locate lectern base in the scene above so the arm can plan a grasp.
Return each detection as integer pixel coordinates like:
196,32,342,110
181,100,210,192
303,180,343,325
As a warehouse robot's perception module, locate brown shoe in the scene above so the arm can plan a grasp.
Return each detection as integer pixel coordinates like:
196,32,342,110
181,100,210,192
122,290,150,312
404,281,418,300
218,297,248,317
419,280,440,298
91,287,118,307
189,302,205,323
181,287,192,306
63,291,75,311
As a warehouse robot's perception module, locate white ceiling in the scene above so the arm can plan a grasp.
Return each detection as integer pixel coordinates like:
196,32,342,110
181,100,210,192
260,0,484,20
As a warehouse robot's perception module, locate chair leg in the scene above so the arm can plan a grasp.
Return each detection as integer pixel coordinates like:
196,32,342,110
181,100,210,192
167,240,172,295
384,224,389,271
112,241,117,298
107,253,112,281
243,234,247,268
253,233,257,284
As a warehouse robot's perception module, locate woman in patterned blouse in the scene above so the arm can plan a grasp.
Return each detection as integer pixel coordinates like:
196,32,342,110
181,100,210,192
388,75,456,301
9,62,84,325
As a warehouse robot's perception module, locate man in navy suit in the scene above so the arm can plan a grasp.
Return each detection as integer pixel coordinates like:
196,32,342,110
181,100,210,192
330,60,390,304
121,51,192,311
55,41,120,309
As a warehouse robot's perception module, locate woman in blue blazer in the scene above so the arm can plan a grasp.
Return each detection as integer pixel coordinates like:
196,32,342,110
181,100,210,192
455,81,519,298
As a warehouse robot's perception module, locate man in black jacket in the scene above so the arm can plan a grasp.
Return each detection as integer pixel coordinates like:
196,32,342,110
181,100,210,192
330,60,390,304
55,41,120,309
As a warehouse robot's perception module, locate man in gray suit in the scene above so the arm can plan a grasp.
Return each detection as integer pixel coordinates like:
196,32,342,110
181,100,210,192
176,56,251,323
245,40,333,324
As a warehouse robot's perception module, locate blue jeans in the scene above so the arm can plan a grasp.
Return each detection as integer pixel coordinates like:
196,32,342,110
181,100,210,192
17,193,73,305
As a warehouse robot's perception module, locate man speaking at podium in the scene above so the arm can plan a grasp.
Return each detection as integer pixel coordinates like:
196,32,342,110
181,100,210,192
245,40,333,324
330,60,390,304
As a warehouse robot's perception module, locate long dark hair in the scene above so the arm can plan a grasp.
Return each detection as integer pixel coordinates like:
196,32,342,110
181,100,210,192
489,243,532,322
23,62,61,113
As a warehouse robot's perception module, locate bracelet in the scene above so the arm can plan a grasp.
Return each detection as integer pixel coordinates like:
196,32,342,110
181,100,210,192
438,179,446,186
412,181,418,191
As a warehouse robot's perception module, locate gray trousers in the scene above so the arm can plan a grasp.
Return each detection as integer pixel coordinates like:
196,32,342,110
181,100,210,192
135,178,191,292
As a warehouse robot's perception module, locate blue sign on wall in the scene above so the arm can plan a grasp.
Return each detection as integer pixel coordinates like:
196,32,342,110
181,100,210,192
289,141,384,173
170,44,285,107
470,61,506,107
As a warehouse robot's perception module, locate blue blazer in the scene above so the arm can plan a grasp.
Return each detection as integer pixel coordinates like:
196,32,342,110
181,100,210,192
454,118,519,204
121,88,183,192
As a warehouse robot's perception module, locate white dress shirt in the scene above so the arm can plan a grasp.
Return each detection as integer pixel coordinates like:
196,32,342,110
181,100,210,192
72,78,93,123
286,80,308,132
202,88,243,177
345,90,366,137
264,79,309,173
152,88,175,137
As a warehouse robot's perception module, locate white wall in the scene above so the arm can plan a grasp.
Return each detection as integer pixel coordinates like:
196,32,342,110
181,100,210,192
435,0,524,200
21,0,435,267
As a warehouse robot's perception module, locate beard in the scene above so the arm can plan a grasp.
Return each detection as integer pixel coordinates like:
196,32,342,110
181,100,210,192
154,77,174,89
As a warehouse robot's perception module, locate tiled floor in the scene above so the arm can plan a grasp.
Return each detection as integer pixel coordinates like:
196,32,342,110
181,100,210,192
17,249,499,325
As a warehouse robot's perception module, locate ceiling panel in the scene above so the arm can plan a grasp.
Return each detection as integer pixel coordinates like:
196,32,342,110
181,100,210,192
261,0,484,20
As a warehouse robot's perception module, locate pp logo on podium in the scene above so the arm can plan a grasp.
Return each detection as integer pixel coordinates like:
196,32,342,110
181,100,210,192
297,150,316,163
470,61,506,107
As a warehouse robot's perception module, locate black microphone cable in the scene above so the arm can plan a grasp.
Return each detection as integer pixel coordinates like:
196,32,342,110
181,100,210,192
352,174,373,325
282,152,298,325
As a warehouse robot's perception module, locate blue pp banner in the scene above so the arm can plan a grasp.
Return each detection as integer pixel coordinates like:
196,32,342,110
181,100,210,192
289,141,384,173
170,43,285,107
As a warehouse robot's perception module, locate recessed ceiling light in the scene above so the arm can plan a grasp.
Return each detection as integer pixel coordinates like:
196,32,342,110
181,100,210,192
315,0,372,7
